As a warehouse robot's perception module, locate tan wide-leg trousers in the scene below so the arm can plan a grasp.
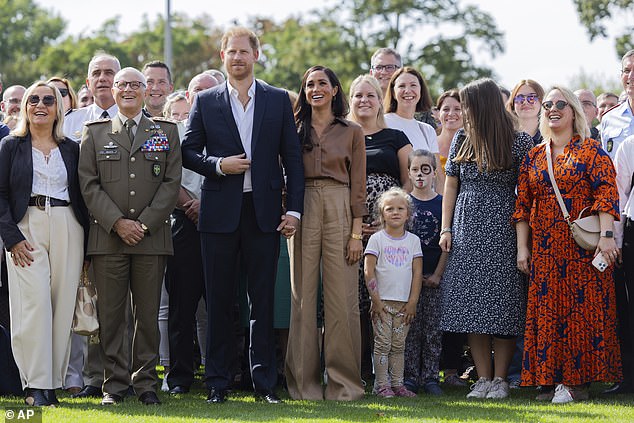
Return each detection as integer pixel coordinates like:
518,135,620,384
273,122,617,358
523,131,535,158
7,206,83,389
285,179,364,401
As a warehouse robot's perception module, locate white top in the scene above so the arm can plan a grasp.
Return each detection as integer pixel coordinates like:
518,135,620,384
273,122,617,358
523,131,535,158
63,103,119,142
31,147,70,201
224,79,256,192
614,135,634,247
384,113,439,153
364,229,423,302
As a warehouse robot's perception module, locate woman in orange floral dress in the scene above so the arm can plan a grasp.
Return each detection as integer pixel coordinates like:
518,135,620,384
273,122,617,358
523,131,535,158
514,86,621,404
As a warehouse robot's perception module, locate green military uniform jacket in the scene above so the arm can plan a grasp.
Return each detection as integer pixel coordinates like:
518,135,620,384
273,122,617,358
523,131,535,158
78,114,181,255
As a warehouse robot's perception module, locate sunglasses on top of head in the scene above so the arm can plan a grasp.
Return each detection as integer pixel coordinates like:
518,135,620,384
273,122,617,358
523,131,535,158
28,95,56,106
513,94,539,105
541,100,568,111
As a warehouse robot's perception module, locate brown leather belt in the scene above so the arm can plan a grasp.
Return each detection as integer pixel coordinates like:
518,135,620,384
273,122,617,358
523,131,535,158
29,195,69,210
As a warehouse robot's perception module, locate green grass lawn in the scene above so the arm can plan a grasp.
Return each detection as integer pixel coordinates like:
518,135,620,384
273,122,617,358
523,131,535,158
1,378,633,423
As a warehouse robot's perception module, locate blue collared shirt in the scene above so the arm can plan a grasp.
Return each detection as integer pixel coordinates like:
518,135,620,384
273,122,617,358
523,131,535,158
599,100,634,159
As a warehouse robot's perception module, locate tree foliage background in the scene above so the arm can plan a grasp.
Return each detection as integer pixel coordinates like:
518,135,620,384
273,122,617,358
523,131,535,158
573,0,634,58
3,0,504,98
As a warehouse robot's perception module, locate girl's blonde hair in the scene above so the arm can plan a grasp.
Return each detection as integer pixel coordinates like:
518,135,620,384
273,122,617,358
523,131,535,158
375,187,413,228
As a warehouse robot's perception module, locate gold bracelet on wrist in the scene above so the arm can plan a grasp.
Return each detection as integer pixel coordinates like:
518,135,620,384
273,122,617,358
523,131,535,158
350,233,363,240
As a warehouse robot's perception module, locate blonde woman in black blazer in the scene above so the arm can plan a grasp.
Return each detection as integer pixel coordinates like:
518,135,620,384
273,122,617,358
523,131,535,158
0,81,88,406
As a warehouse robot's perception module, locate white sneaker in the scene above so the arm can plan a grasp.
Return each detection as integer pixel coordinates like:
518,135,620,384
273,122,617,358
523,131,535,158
161,376,169,392
485,377,509,399
551,384,573,404
466,377,491,399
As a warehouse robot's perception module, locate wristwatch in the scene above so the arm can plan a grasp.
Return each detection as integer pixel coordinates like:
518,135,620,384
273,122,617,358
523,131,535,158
601,230,614,238
350,233,363,240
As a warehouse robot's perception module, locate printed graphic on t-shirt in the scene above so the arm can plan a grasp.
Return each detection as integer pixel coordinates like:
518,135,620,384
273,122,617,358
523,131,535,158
384,246,410,267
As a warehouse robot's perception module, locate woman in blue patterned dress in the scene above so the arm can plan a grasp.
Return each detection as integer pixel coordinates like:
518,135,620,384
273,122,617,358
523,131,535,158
439,78,533,400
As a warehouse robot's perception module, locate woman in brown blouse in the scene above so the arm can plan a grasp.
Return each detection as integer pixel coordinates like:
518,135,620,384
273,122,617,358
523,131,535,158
285,66,366,401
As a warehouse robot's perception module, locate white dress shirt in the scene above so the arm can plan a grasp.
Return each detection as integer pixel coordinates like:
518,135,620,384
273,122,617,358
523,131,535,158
614,135,634,247
220,79,256,192
63,102,119,142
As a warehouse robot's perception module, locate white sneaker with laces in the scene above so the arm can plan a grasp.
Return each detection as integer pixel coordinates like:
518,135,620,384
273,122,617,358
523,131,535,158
551,384,574,404
466,377,491,399
485,377,509,399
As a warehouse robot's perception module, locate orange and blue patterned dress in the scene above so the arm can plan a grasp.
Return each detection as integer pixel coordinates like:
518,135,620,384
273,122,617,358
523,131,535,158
513,136,622,386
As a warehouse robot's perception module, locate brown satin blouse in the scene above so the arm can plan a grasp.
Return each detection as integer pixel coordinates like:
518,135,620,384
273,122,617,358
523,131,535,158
302,117,367,218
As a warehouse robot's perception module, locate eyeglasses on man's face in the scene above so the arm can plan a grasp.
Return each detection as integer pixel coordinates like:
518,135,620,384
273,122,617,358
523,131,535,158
113,81,145,90
371,64,399,73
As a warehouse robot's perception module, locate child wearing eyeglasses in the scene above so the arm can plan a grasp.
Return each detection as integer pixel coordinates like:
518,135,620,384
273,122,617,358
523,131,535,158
364,187,422,398
402,149,448,396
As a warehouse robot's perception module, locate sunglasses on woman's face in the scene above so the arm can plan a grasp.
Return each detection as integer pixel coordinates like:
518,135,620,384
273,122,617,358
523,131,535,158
58,88,69,97
514,94,539,105
28,95,56,106
542,100,568,111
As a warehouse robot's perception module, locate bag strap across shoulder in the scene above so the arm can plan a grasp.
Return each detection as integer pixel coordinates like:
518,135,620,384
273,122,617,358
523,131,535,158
545,141,571,225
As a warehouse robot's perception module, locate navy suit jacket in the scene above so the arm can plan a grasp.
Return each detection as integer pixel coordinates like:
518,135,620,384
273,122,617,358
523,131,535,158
0,134,89,250
181,80,304,233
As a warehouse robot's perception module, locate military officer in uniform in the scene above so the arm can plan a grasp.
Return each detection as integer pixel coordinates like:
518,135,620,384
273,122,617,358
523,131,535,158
78,67,181,406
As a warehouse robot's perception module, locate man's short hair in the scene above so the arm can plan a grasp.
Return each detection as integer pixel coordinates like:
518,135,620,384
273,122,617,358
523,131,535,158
622,50,634,67
221,27,259,52
87,52,121,76
370,48,402,67
142,60,172,84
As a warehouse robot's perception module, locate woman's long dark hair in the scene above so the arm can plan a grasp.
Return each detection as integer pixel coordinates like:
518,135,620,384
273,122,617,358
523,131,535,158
294,65,348,151
455,78,515,171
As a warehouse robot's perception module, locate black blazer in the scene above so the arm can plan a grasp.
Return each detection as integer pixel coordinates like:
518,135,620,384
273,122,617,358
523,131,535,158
0,134,89,250
182,80,304,233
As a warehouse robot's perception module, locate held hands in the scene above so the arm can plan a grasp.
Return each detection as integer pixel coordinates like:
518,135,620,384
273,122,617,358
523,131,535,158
114,218,145,246
277,214,299,239
220,154,251,175
9,240,34,267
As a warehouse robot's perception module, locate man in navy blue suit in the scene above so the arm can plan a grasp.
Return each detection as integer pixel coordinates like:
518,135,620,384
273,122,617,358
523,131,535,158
181,27,304,404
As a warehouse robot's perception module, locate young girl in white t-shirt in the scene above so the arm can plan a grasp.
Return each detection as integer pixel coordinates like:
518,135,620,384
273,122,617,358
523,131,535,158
364,187,423,398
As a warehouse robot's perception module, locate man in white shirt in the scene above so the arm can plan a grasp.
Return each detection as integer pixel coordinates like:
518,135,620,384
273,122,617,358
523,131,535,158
65,53,122,400
64,53,121,142
600,49,634,395
181,27,304,405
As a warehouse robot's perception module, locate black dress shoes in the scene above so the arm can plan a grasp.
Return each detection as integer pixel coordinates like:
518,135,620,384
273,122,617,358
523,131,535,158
44,389,59,405
138,391,161,405
206,388,227,403
72,385,102,398
168,385,190,395
255,389,283,404
601,382,634,395
25,388,51,407
101,393,124,405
